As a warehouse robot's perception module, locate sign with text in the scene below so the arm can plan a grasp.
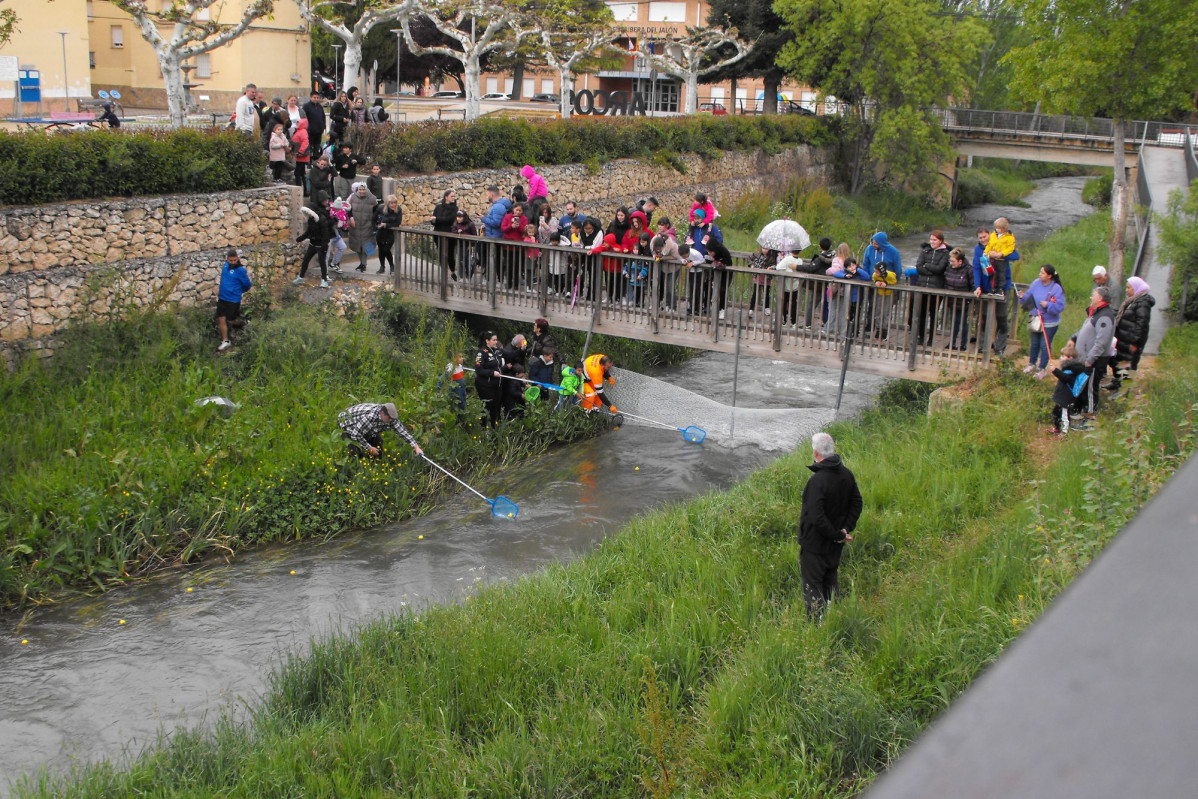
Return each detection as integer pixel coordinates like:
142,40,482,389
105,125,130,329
569,89,648,117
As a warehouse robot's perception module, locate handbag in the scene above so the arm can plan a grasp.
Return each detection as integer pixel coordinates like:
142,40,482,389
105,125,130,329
364,240,376,256
1028,314,1042,333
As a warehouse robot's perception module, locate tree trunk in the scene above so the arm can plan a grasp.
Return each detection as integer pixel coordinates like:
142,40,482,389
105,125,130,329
683,74,699,114
559,69,573,118
464,55,482,121
344,43,364,95
511,62,523,100
1108,118,1130,299
763,74,779,115
160,51,188,128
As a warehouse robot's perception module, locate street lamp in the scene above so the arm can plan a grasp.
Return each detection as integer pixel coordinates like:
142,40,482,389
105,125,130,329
331,43,343,93
390,28,403,98
57,31,69,112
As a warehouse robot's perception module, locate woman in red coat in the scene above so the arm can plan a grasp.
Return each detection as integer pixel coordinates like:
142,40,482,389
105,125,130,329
498,202,529,290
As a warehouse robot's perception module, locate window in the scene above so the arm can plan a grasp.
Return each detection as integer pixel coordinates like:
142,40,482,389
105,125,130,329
486,77,498,94
503,78,513,93
522,79,534,97
709,87,725,102
648,1,687,22
111,25,124,48
196,53,211,79
89,51,95,69
606,2,638,21
541,79,554,94
633,77,679,113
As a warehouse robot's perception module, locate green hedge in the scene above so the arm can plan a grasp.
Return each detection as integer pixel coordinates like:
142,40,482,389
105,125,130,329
0,128,266,206
350,114,837,175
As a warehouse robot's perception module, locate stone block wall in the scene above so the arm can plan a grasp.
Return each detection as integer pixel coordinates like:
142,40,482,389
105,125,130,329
0,186,298,275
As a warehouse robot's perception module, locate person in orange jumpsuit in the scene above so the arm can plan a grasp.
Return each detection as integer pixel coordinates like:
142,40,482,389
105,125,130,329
580,353,618,414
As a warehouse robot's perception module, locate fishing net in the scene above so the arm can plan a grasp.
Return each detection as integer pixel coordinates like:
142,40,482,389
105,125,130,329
490,496,519,519
524,385,541,402
607,368,836,453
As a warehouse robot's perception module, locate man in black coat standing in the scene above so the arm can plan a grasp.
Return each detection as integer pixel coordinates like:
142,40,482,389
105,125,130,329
799,432,863,620
302,91,327,157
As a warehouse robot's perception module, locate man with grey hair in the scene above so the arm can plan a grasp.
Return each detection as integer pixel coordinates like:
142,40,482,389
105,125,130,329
234,83,258,134
337,402,423,458
799,432,863,619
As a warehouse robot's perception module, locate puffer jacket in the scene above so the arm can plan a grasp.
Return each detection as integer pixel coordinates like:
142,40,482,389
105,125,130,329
1114,291,1155,357
913,243,949,288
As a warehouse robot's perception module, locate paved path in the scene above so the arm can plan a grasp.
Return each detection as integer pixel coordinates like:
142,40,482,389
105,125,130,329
1139,146,1189,355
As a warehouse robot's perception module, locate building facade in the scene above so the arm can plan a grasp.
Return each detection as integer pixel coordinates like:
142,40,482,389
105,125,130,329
0,0,92,114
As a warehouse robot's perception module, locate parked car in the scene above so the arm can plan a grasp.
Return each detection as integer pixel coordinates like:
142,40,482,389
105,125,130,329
780,101,817,116
430,90,462,99
480,92,511,101
529,93,558,104
698,102,728,116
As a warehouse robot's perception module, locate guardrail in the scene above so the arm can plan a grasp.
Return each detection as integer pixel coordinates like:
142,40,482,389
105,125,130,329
933,108,1198,150
390,227,1006,378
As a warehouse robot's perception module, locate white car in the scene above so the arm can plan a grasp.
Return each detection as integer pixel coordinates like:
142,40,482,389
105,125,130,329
480,93,511,101
430,90,462,99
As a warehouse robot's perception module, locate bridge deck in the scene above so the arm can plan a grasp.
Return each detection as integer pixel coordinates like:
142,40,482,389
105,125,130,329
393,229,1005,382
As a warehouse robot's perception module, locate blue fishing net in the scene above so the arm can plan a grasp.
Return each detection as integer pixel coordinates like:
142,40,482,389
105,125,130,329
682,426,707,444
491,496,519,520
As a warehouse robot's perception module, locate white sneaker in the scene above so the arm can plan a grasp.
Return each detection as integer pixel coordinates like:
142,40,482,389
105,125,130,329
292,277,304,285
217,340,231,352
1022,363,1036,374
320,279,329,288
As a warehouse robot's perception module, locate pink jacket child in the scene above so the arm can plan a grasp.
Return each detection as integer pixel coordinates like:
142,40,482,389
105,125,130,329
688,192,718,226
329,198,350,232
521,165,548,202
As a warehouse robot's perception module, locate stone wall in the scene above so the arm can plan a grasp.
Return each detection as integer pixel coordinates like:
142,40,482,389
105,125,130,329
380,146,834,223
1,186,298,275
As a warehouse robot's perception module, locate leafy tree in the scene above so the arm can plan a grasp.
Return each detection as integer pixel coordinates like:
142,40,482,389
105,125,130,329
636,28,751,114
530,0,618,116
401,0,533,121
775,0,988,195
0,0,17,49
705,0,789,113
1005,0,1198,294
940,0,1026,110
113,0,274,128
295,0,408,96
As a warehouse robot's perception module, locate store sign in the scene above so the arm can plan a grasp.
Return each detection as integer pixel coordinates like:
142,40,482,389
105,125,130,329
569,90,648,116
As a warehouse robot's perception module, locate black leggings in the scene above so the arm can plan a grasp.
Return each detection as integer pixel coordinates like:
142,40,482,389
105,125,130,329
299,242,327,280
377,230,395,272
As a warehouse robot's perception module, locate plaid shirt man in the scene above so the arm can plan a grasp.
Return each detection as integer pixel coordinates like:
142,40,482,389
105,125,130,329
338,403,418,451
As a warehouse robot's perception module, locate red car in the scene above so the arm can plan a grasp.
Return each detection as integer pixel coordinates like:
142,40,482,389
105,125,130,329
698,102,728,116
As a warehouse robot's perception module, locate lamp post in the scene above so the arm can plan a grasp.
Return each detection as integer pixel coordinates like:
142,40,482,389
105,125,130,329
390,28,403,98
57,31,69,112
331,43,343,93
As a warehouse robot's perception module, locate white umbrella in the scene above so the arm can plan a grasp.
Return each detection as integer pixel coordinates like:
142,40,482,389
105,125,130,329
756,219,811,252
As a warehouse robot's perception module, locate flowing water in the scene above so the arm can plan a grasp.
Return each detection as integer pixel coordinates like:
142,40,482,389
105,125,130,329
0,177,1092,794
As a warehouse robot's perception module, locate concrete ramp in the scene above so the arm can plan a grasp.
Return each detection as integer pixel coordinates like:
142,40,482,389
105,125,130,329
1139,146,1190,355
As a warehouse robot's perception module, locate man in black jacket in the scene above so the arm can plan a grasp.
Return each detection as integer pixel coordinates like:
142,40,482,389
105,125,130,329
799,432,863,619
294,192,335,288
302,91,326,157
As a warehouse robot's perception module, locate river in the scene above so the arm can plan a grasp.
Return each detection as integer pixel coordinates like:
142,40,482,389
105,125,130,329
0,176,1094,795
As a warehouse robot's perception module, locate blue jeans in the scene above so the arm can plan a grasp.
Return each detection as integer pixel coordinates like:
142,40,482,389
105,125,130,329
1028,324,1058,369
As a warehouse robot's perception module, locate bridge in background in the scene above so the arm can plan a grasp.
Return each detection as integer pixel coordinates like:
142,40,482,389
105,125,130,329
391,230,1005,382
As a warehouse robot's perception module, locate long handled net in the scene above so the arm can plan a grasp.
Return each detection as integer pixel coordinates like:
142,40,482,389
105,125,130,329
420,454,519,519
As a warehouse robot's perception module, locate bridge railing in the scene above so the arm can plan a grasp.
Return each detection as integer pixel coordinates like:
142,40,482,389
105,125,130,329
939,107,1198,150
393,228,1006,376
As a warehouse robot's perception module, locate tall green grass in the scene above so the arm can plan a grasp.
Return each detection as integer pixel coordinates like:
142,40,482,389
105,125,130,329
0,292,684,610
24,323,1198,797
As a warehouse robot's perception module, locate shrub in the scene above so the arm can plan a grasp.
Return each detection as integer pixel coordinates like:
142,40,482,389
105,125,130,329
354,114,833,175
0,128,266,206
954,169,998,208
1082,172,1113,207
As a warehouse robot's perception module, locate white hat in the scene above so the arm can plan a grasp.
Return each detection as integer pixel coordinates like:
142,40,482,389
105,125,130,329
1092,265,1107,277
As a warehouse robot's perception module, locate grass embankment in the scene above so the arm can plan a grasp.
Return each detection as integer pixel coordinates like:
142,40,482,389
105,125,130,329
24,213,1198,796
955,158,1100,209
0,290,685,611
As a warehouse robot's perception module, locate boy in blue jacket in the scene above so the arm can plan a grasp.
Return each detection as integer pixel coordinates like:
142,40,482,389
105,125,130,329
216,249,252,352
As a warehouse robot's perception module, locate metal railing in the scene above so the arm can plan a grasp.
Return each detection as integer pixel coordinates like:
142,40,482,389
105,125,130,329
390,227,1005,377
1186,130,1198,185
935,107,1198,151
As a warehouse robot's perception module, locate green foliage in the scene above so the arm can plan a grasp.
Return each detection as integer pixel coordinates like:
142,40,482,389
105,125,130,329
955,165,1036,208
0,129,265,205
1157,180,1198,321
0,299,615,610
348,114,834,174
22,212,1198,799
1082,172,1113,207
774,0,989,195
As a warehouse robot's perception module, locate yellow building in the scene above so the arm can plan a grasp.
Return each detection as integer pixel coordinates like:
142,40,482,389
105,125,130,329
0,0,92,115
88,0,311,114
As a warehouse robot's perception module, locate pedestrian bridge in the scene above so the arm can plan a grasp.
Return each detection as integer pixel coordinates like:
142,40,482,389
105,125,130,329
391,229,1006,382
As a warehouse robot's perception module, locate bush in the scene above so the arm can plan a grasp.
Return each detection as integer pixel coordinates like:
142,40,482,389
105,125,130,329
1082,172,1113,207
352,114,834,175
954,169,998,208
0,128,266,205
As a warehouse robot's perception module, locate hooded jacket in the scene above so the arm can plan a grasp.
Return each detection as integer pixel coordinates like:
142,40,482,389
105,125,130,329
913,241,949,288
297,198,335,248
862,232,902,282
483,196,512,239
1114,289,1155,352
1074,301,1116,365
521,165,547,201
290,118,310,163
798,454,863,555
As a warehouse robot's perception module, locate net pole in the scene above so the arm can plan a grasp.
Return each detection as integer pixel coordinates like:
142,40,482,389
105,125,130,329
731,309,743,440
835,325,854,413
